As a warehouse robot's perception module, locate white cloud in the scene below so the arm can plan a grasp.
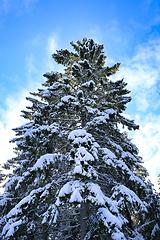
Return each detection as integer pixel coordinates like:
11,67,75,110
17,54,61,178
115,38,160,88
0,34,59,166
132,114,160,191
0,41,43,167
1,33,160,194
121,114,160,192
112,38,160,113
134,91,150,112
0,89,29,165
110,38,160,191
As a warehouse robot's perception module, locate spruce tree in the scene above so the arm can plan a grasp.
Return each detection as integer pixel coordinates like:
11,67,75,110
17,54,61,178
0,38,159,239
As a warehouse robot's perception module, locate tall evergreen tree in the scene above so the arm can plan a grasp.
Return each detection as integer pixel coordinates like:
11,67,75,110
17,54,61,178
0,38,159,239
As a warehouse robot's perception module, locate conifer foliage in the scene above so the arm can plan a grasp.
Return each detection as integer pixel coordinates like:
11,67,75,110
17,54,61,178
0,38,159,239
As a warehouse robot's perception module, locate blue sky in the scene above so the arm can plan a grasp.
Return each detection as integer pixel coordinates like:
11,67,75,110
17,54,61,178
0,0,160,190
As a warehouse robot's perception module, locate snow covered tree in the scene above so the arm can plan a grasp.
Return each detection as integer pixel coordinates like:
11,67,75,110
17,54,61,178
0,38,160,239
0,166,5,184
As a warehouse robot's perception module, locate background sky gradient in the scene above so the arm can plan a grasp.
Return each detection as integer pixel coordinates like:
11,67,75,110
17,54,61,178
0,0,160,191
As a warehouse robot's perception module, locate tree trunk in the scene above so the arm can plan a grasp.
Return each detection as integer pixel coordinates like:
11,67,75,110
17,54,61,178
80,202,88,240
42,226,48,240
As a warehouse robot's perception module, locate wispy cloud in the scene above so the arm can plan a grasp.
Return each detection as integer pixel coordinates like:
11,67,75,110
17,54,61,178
0,0,38,16
88,26,102,43
26,33,42,47
23,0,38,12
45,35,58,70
26,54,38,78
140,0,160,26
1,0,11,14
45,33,64,73
140,0,153,13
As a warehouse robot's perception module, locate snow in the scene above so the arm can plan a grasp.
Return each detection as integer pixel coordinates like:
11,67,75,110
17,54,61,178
68,129,89,141
7,185,51,219
115,159,146,188
104,108,116,115
40,189,50,199
86,106,98,114
77,90,83,95
31,153,59,170
81,80,95,88
5,176,21,192
70,189,83,203
58,182,72,198
78,59,91,68
101,148,117,160
50,82,62,90
68,130,96,151
111,231,127,240
98,207,122,228
23,123,59,139
86,98,96,106
3,219,23,238
86,112,113,128
70,147,98,178
73,165,82,174
111,185,147,212
98,207,127,240
42,204,58,224
121,151,137,163
92,95,98,99
73,165,97,179
101,148,116,167
57,181,117,207
68,130,100,178
71,136,84,146
87,183,107,206
151,223,160,237
95,116,107,124
56,181,84,205
107,138,123,153
91,142,99,160
75,147,94,162
61,95,76,103
41,89,50,98
2,183,54,238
